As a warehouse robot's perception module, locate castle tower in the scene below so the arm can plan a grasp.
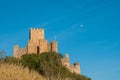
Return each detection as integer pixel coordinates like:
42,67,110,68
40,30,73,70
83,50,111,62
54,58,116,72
14,45,27,58
28,28,48,54
65,54,69,60
65,54,70,66
50,41,58,52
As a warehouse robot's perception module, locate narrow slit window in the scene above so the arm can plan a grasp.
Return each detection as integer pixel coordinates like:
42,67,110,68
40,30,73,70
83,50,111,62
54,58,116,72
37,46,39,54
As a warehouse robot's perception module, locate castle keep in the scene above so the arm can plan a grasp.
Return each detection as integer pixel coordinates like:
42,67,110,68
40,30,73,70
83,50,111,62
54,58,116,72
14,28,80,74
14,28,58,58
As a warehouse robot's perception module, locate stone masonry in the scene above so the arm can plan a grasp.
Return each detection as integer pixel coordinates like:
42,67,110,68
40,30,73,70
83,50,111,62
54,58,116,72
14,28,58,58
13,28,80,74
62,54,80,74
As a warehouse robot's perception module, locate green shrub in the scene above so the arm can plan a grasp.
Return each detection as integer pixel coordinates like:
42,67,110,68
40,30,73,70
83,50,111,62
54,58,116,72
21,52,71,80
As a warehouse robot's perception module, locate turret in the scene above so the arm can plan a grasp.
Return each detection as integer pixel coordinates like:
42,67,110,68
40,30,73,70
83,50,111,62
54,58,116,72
50,41,58,52
14,45,19,58
73,62,80,74
65,54,69,62
28,28,46,54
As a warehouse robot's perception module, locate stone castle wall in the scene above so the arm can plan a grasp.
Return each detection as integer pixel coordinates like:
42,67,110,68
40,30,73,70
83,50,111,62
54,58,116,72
14,45,27,58
13,28,80,74
61,54,80,74
14,28,58,57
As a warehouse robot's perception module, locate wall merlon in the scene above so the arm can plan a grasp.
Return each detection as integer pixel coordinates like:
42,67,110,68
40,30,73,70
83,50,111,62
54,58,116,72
14,45,19,48
30,28,44,31
65,54,69,59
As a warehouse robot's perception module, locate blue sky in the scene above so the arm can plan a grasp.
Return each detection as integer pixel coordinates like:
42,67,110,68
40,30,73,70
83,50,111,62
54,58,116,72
0,0,120,80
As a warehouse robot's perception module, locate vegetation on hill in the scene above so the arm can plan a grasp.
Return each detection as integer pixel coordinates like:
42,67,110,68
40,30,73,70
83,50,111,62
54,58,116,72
0,63,45,80
0,51,91,80
21,51,72,80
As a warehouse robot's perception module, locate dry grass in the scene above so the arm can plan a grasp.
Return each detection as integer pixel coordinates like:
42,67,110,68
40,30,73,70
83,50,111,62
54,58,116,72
0,63,45,80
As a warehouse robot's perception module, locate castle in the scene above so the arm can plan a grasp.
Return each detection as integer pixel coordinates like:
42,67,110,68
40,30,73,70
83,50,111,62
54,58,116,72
13,28,80,74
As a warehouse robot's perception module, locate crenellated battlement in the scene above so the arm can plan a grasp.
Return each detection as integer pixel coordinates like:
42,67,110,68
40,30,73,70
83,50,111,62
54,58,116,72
30,28,44,31
61,54,80,74
30,28,44,40
14,45,27,58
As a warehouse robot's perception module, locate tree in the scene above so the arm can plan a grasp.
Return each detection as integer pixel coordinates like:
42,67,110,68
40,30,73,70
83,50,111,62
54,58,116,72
38,51,70,80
